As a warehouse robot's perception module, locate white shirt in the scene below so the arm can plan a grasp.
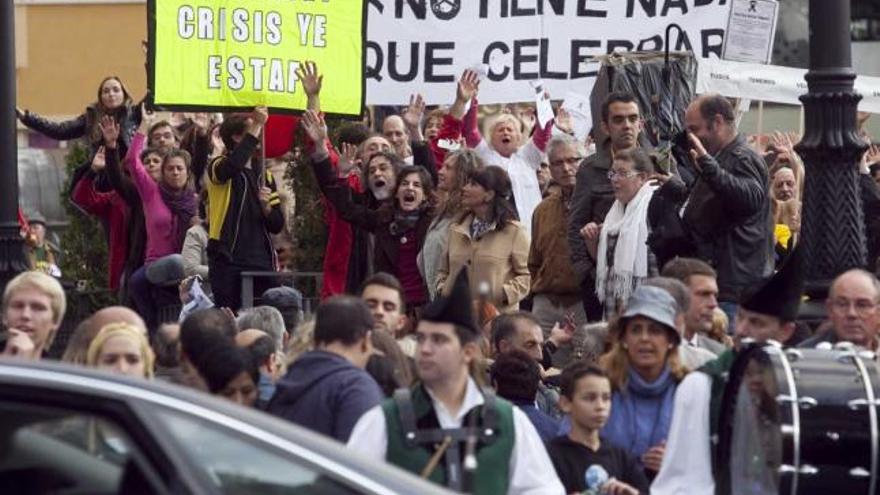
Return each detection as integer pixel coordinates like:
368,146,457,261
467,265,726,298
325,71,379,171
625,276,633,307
678,344,717,370
475,139,544,236
651,372,715,495
347,377,565,495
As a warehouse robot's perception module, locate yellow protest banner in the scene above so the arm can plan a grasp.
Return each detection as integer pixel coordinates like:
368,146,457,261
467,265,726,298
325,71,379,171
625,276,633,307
148,0,365,115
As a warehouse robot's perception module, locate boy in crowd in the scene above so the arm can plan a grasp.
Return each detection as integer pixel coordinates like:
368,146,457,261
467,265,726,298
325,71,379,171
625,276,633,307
547,363,648,495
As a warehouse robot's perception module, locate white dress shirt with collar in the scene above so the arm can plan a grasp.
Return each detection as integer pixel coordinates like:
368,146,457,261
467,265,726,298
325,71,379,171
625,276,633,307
347,376,565,495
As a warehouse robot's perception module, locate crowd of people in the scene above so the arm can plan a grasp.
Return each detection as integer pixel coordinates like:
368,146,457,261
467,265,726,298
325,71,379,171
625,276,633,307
5,62,880,494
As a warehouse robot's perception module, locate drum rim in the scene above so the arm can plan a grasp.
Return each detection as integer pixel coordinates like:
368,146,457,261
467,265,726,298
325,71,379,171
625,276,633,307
850,352,878,495
716,343,800,494
772,345,802,495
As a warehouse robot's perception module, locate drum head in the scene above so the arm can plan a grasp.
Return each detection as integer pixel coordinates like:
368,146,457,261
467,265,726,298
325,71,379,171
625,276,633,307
718,344,784,495
719,344,880,495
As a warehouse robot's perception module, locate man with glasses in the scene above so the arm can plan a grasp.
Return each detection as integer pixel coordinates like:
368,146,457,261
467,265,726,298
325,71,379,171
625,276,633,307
798,269,880,350
568,92,643,321
529,135,588,355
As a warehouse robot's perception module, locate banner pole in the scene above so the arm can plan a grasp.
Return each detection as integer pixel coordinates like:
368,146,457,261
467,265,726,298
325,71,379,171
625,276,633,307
757,100,765,137
259,123,266,190
799,105,805,135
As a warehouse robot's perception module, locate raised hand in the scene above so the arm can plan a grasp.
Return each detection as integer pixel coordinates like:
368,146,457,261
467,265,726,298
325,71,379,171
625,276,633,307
139,102,155,134
456,69,480,104
92,146,107,172
748,133,769,155
402,93,426,130
555,107,574,135
549,313,576,347
100,115,121,148
296,60,323,97
519,107,537,136
15,106,24,120
251,105,269,127
338,142,359,176
191,112,211,134
220,307,237,324
301,109,328,144
687,132,708,169
210,126,225,157
866,143,880,166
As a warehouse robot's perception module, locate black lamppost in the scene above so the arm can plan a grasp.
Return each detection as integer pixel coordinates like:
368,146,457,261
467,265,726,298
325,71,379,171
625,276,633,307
796,0,868,301
0,0,28,291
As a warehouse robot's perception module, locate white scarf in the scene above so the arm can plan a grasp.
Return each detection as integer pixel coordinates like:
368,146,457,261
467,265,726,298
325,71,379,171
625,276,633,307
595,182,657,305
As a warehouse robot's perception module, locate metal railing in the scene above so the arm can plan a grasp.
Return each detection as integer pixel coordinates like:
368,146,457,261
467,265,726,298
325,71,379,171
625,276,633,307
240,271,323,316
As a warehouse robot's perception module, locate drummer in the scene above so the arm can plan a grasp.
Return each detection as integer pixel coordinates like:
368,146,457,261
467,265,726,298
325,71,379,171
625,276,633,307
651,248,804,495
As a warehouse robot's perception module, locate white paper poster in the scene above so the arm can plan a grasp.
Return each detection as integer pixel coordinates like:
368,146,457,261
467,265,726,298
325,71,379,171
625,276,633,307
722,0,779,64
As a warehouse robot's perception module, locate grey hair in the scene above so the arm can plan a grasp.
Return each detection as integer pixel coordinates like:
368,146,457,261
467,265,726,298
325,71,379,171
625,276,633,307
546,134,585,163
237,306,287,352
643,277,690,314
830,269,880,302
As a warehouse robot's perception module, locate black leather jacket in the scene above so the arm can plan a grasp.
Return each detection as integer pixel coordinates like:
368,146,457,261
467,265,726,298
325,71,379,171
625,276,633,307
684,134,773,301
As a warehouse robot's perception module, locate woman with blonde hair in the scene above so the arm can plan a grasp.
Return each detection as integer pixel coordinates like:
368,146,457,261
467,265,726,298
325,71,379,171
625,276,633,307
599,285,687,477
86,323,155,379
446,69,554,233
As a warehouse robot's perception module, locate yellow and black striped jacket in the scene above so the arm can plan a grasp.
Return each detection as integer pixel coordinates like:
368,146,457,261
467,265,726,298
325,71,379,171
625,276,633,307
206,134,284,264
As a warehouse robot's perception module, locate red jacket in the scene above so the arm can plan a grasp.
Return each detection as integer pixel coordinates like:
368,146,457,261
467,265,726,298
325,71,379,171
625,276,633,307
428,101,480,169
303,135,362,300
71,174,131,290
321,175,363,299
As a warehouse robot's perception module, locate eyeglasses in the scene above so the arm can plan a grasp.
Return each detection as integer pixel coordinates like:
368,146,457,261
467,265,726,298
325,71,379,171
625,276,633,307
830,298,878,316
549,156,583,168
607,170,639,180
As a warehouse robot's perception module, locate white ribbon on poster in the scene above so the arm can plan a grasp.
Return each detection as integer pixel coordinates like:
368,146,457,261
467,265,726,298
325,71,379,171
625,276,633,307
697,57,880,114
365,0,732,105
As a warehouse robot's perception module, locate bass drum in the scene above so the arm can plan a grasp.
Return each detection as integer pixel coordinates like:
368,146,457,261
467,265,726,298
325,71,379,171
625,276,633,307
717,343,880,495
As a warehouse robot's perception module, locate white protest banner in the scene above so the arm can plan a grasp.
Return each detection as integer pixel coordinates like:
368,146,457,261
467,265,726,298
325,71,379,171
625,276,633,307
722,0,779,64
697,58,880,114
366,0,731,105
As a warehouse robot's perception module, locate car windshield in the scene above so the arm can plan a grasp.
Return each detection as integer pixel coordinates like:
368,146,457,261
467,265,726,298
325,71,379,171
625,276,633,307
157,409,364,494
0,401,136,493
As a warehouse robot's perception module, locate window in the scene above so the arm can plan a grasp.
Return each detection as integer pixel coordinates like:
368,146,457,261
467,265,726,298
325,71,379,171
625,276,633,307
0,401,150,494
157,410,363,494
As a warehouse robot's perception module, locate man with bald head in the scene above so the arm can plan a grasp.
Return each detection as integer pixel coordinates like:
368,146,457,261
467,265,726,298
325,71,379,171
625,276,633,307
90,306,147,334
236,328,281,407
799,269,880,350
382,115,411,160
682,93,772,328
